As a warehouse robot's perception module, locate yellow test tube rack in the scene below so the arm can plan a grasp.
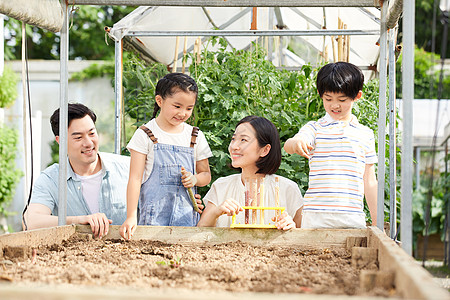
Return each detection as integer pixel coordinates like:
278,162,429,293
230,206,285,229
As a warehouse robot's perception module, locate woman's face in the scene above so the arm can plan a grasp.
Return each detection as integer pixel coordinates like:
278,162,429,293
228,122,266,172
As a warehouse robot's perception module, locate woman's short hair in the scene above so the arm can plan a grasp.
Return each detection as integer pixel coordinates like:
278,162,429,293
234,115,281,175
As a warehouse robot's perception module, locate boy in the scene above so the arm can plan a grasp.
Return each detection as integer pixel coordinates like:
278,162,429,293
284,62,377,228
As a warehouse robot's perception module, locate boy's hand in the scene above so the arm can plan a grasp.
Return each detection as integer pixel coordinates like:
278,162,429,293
119,216,137,240
293,138,314,159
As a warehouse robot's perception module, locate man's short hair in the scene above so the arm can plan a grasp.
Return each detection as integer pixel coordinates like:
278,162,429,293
316,62,364,99
50,103,97,136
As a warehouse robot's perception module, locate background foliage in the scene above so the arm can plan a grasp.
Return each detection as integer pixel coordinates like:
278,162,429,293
0,66,18,108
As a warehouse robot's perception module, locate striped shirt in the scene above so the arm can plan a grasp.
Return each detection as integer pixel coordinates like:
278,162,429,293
295,113,377,215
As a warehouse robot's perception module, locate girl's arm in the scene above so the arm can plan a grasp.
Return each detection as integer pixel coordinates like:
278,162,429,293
119,149,146,240
194,158,211,187
363,163,378,226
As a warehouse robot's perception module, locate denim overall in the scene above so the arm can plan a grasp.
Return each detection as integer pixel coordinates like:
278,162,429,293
137,125,200,226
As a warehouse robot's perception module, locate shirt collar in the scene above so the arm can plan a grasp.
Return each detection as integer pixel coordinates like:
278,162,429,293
320,113,359,126
66,153,106,181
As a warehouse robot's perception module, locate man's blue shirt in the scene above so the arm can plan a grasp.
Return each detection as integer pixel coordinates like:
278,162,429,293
30,152,129,225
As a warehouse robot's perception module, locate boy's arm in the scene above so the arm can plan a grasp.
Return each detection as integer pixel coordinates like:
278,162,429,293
364,163,378,226
284,136,314,159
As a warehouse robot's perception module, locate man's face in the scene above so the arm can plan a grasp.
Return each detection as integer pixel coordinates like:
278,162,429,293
58,115,99,169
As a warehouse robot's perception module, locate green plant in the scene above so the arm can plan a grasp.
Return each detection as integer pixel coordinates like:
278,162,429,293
0,125,23,216
156,256,183,268
0,66,18,108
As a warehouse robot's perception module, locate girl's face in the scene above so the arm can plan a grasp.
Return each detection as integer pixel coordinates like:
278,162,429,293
156,90,196,131
228,122,269,173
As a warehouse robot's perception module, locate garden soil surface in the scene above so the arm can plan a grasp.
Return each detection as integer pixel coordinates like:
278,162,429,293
1,233,396,297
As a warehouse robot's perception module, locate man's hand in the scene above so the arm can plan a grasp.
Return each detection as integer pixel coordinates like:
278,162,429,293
77,213,112,238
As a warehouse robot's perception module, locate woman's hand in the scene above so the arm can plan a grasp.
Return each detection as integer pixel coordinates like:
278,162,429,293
272,212,296,230
218,198,243,216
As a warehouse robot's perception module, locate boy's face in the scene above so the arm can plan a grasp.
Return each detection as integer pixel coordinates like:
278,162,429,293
321,91,362,122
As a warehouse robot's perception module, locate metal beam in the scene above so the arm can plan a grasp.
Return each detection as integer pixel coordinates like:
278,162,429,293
376,0,388,231
127,29,380,37
114,40,123,154
58,2,69,227
73,0,380,7
401,0,414,256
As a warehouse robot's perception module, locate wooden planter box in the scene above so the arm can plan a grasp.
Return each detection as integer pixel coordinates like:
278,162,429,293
0,225,448,299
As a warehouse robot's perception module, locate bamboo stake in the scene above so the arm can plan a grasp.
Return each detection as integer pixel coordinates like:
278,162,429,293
346,30,350,62
337,17,343,61
172,36,180,73
196,37,201,64
342,24,347,62
331,35,337,62
181,36,187,73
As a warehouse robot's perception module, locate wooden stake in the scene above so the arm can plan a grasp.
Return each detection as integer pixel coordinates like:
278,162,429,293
337,18,343,61
331,35,336,62
346,32,350,62
196,37,201,64
342,24,347,62
181,36,187,73
251,7,257,30
172,36,180,73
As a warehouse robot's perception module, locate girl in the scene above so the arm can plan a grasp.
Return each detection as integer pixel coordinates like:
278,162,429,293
120,73,212,239
197,116,303,230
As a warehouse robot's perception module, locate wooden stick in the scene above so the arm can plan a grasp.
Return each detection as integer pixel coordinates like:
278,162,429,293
251,7,257,30
172,36,180,73
346,31,350,62
251,179,257,224
196,37,201,64
337,18,343,61
275,176,280,220
181,36,187,73
259,177,264,224
342,24,347,62
331,35,336,62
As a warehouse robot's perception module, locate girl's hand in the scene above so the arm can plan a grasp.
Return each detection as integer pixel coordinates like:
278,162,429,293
294,138,314,159
272,212,296,231
218,198,243,217
181,166,197,188
195,194,204,214
119,216,137,240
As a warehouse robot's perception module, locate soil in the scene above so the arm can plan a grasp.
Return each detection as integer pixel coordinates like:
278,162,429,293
0,233,396,297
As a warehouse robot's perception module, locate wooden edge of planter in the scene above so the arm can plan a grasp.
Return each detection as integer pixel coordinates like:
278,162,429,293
75,225,368,247
367,226,450,300
0,225,76,256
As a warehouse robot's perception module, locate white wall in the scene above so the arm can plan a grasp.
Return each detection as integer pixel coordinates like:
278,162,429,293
3,60,115,231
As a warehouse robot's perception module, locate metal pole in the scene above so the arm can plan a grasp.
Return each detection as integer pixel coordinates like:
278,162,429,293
376,0,388,230
127,29,380,37
58,1,69,226
388,27,397,239
401,0,415,255
415,146,421,191
114,39,123,154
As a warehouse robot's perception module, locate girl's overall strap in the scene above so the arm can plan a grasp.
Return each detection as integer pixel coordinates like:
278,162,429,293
190,127,199,148
139,125,158,144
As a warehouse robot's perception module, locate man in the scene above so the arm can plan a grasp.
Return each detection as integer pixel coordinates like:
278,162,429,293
24,103,129,238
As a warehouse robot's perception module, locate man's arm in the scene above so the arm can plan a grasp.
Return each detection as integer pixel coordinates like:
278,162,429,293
23,203,112,238
364,164,378,226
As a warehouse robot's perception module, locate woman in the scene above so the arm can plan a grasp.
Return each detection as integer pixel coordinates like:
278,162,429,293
198,116,303,230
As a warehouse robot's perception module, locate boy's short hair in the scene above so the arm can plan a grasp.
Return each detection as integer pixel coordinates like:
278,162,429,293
234,115,281,175
316,62,364,99
50,103,97,136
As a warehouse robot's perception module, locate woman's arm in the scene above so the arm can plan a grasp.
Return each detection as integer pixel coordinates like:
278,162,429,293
197,199,243,227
